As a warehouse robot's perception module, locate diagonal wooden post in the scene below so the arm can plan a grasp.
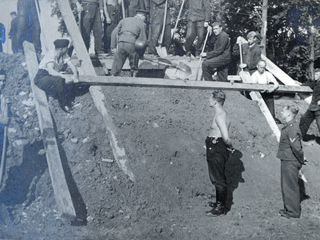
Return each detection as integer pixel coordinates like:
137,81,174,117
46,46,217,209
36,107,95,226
23,41,76,218
55,0,134,181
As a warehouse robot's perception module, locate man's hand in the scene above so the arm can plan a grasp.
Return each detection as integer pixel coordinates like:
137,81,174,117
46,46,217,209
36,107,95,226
317,100,320,106
106,16,111,24
76,1,83,13
236,36,247,44
111,48,117,54
207,25,212,35
239,63,247,69
204,22,209,28
100,9,105,22
200,52,207,58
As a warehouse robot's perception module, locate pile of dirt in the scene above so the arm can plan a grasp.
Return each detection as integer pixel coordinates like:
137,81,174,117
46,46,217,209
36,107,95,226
1,52,320,239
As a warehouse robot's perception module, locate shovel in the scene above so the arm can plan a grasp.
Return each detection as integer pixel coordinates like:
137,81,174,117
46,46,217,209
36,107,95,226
172,0,185,38
195,30,210,81
144,56,191,74
238,41,252,83
156,0,168,58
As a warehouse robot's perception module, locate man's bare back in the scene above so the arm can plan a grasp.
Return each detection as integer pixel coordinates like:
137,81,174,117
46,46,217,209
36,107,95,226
209,108,231,138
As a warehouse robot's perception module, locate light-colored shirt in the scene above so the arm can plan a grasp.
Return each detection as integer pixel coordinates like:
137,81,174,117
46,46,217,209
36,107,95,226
251,70,278,85
38,50,71,72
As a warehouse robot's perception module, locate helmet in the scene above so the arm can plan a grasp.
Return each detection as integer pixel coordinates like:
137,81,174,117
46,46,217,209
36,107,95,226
135,39,147,51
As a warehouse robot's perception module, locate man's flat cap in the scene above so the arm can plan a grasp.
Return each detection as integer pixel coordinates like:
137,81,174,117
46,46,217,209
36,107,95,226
54,39,70,48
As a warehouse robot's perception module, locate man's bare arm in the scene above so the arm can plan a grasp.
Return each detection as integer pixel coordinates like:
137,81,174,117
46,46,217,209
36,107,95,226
216,114,233,150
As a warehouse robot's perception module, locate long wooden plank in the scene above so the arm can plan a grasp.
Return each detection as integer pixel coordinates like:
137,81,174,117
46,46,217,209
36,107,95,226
261,54,312,103
77,75,312,93
239,71,280,141
23,41,76,218
56,0,135,181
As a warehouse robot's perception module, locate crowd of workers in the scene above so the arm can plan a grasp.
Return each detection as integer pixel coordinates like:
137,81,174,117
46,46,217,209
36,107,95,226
1,0,320,222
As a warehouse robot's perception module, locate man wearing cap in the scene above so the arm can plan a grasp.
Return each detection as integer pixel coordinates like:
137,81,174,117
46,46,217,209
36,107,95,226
184,0,210,58
201,22,231,82
233,31,262,75
34,39,79,113
110,10,147,77
72,0,105,55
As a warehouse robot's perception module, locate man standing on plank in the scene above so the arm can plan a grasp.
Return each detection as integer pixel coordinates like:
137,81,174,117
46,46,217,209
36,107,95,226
206,90,234,216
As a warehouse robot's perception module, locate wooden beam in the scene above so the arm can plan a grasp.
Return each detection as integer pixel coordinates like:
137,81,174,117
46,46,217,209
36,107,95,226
239,71,280,141
261,54,312,103
77,75,313,93
23,41,76,218
56,0,135,181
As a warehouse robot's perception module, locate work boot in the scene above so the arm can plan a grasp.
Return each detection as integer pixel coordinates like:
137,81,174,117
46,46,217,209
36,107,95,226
207,201,226,216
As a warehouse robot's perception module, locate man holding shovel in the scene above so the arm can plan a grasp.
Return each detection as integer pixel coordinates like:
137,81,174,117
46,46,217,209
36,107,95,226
183,0,210,58
201,22,231,82
147,0,172,57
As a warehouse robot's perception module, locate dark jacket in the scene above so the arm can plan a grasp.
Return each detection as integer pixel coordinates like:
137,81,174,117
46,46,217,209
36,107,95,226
277,118,304,164
187,0,210,22
206,31,230,62
233,42,261,72
304,80,320,111
0,23,5,43
117,16,147,44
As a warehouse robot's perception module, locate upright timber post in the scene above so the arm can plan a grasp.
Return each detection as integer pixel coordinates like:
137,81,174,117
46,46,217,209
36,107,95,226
23,41,76,218
55,0,134,181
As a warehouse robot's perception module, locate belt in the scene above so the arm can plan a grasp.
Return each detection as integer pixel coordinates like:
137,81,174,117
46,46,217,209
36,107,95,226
207,136,223,144
120,31,136,37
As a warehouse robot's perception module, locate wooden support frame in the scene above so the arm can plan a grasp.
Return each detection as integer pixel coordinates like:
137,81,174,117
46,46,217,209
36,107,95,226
77,75,312,94
55,0,135,181
23,41,76,218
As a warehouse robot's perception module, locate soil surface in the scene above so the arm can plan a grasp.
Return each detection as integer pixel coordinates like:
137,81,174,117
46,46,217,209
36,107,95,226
1,52,320,240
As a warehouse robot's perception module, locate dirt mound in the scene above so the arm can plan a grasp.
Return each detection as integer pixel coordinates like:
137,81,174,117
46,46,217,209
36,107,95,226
1,52,320,239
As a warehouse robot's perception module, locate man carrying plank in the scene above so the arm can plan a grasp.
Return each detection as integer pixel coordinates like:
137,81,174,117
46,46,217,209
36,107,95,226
34,39,79,113
206,90,234,216
110,10,147,77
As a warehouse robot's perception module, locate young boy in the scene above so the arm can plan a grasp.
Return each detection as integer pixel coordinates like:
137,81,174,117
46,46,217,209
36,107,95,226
277,106,304,219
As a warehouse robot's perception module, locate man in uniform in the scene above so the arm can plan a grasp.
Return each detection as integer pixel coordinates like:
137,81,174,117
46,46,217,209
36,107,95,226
110,10,147,77
201,22,231,82
72,0,105,55
183,0,210,58
277,106,305,219
147,0,172,56
206,90,234,216
34,39,79,113
9,12,18,54
16,0,41,55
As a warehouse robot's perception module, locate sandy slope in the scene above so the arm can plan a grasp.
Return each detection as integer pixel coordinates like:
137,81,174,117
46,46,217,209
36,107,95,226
0,52,320,239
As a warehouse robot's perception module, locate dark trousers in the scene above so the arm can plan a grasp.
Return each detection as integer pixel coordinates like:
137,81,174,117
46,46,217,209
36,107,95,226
0,42,2,52
299,109,320,137
34,69,69,105
148,7,171,55
81,3,104,53
206,137,229,204
104,4,121,53
281,160,301,218
202,59,229,82
184,21,205,56
16,0,41,54
261,92,275,118
110,42,139,76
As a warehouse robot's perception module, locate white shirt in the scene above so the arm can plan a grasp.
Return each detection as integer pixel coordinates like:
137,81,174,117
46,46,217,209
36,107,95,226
38,49,71,72
251,70,278,86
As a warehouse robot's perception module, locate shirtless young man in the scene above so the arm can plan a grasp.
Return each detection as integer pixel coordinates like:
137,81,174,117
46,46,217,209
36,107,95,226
206,90,234,216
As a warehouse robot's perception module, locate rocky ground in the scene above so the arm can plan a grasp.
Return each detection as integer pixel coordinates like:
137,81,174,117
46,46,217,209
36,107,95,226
0,52,320,239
